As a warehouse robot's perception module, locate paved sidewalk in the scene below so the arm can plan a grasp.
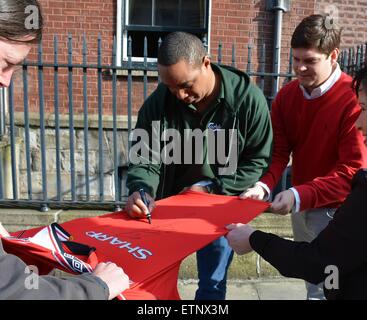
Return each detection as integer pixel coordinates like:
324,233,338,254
178,278,307,300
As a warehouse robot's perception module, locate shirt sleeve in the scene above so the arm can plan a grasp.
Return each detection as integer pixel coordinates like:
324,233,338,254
249,230,327,285
255,182,271,201
293,101,367,211
260,91,292,191
0,243,109,300
249,169,367,285
289,187,301,213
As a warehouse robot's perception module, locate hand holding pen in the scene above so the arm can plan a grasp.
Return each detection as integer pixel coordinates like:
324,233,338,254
125,189,155,222
139,189,152,224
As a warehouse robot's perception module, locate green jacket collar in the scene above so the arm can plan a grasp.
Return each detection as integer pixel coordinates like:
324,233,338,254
211,63,251,115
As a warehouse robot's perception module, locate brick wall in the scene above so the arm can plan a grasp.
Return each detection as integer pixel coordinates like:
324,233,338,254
209,0,315,95
209,0,315,71
11,0,367,118
13,0,132,116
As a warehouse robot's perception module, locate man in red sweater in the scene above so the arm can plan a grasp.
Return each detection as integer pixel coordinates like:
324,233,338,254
241,15,367,299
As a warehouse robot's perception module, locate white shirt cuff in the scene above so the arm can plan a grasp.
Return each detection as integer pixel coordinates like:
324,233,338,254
193,180,213,187
255,182,271,201
289,187,300,213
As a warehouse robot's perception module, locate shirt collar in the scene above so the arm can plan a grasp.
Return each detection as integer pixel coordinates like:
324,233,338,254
299,63,342,100
211,63,228,104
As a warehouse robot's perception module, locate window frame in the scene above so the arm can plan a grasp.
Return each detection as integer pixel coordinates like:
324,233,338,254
116,0,211,66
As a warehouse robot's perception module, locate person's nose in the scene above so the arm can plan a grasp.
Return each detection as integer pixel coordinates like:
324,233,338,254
296,64,307,73
175,88,188,100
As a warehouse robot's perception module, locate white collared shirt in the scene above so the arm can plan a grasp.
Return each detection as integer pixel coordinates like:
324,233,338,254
299,63,342,100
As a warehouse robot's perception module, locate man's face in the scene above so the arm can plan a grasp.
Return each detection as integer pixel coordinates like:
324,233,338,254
356,84,367,144
158,57,212,105
292,47,339,92
0,38,32,88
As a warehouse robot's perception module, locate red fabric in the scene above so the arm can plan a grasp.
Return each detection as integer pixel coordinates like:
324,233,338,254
1,236,98,275
261,73,367,211
3,191,269,300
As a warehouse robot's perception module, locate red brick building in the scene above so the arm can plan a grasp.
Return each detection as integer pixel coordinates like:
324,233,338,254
12,0,367,117
3,0,367,203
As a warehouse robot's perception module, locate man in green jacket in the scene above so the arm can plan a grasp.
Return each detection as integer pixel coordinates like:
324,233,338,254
125,32,272,300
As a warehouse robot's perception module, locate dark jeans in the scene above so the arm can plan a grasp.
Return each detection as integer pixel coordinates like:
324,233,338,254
195,236,234,300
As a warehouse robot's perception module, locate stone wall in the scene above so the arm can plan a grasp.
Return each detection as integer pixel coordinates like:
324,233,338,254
6,113,132,201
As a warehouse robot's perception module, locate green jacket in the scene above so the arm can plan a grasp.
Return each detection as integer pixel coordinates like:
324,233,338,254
127,63,273,199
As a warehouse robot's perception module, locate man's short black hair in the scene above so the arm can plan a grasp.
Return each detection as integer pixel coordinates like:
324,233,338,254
158,32,206,67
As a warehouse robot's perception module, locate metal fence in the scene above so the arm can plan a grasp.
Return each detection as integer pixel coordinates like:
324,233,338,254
339,43,367,76
0,35,366,211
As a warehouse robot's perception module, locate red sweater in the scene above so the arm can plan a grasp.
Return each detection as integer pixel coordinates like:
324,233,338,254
261,72,367,211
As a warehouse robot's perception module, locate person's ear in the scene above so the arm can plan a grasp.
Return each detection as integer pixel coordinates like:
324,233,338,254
202,55,211,69
330,48,339,64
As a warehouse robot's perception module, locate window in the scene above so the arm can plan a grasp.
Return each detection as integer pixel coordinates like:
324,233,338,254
117,0,210,64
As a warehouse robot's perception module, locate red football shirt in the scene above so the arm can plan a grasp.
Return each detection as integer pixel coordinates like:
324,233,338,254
2,191,269,299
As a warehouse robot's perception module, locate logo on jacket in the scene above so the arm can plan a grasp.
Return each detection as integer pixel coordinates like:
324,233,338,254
207,122,222,131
